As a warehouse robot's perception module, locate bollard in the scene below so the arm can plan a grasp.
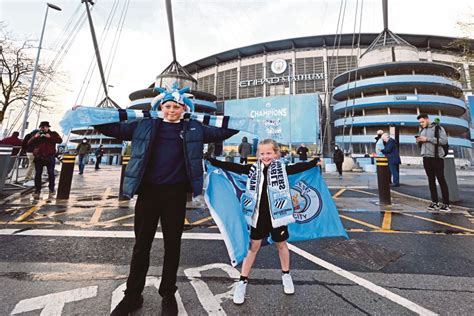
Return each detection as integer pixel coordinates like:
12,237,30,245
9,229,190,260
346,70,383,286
443,149,460,202
376,157,391,205
247,156,257,165
0,146,13,193
119,155,130,200
57,154,76,199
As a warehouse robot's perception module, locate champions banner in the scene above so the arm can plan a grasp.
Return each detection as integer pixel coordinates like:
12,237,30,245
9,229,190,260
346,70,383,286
204,163,348,266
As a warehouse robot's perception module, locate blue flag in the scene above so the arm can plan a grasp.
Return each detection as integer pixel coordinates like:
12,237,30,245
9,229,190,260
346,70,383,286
204,163,348,266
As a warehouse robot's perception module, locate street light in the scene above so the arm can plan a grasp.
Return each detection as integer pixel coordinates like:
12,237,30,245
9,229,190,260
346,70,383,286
20,2,61,138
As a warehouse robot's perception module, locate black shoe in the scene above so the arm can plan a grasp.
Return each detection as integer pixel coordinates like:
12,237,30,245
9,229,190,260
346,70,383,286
427,202,440,211
439,204,451,212
161,294,178,316
110,294,143,316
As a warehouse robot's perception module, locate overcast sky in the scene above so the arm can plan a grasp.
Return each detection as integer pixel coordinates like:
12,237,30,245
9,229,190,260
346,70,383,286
1,0,472,133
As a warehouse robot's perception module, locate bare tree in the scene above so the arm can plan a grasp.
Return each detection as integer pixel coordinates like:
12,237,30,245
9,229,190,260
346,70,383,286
447,14,474,66
0,25,53,124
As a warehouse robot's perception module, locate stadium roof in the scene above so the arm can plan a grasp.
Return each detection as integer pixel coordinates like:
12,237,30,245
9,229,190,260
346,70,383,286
184,33,474,73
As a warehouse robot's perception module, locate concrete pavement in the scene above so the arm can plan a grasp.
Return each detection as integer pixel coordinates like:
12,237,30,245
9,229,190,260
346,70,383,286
0,164,473,315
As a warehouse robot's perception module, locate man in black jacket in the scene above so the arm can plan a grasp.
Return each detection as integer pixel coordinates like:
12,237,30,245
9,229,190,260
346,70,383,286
333,145,344,178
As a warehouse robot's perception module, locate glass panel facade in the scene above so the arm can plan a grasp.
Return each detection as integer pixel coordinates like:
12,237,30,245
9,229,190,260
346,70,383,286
239,64,264,99
197,74,215,95
216,68,238,100
295,57,325,94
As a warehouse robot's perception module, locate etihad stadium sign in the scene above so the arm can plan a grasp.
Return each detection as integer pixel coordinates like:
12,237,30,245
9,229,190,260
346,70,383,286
239,73,326,88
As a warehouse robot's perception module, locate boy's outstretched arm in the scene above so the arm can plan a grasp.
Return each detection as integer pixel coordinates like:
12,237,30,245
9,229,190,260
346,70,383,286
202,125,239,143
94,121,139,142
207,157,252,175
286,158,320,175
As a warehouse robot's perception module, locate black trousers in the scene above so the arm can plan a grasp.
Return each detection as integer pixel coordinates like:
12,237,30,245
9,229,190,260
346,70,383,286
95,156,101,169
125,184,187,297
423,157,449,204
335,162,343,175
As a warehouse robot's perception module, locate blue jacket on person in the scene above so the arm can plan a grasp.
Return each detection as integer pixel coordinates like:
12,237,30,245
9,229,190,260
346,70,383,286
381,138,401,165
95,118,238,198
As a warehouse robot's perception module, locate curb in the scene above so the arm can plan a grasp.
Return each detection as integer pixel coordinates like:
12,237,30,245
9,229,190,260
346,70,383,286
390,189,473,212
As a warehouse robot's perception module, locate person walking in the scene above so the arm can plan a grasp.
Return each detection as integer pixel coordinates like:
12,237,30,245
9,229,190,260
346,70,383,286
238,137,252,164
27,121,62,199
296,143,309,161
333,145,344,178
95,144,105,170
381,133,401,187
76,137,91,175
416,113,450,212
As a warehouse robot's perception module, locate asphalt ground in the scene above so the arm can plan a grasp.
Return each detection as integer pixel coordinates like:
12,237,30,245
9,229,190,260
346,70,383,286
1,165,473,315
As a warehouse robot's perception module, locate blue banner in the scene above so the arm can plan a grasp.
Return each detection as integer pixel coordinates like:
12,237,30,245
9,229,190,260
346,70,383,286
224,94,320,145
204,163,348,266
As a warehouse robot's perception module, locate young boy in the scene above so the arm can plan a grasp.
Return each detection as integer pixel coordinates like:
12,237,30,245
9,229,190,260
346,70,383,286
93,88,238,316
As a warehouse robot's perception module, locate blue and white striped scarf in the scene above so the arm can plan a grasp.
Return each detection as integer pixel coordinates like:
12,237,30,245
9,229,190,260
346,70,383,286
241,159,295,228
60,107,258,134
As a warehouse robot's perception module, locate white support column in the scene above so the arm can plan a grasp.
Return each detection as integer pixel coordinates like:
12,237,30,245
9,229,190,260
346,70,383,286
292,49,297,95
213,62,218,97
263,53,267,98
236,57,241,99
463,63,472,91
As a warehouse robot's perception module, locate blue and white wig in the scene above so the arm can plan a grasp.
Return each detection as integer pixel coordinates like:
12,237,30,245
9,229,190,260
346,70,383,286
151,85,195,113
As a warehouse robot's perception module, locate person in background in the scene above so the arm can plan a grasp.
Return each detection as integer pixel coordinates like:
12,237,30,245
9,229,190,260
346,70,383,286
296,143,309,161
375,130,385,157
416,113,450,212
0,131,23,174
333,145,344,178
27,121,62,199
1,131,22,156
21,130,39,181
95,144,105,170
76,137,91,175
238,137,252,164
381,133,401,187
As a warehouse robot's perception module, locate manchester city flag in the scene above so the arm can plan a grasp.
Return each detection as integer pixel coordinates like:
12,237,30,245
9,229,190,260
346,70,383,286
204,163,348,266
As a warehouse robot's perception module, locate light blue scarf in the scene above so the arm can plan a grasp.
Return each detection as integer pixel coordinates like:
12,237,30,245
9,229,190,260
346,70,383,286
241,159,295,228
60,107,259,134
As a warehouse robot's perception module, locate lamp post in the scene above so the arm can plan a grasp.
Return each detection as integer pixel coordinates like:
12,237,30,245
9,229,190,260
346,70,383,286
20,2,61,138
288,62,293,162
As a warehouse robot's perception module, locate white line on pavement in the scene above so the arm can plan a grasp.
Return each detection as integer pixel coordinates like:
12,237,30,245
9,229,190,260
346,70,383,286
288,243,437,316
0,228,438,315
0,228,223,240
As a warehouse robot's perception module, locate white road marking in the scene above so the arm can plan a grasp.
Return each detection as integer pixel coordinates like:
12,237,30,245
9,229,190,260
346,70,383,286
184,263,240,315
0,229,223,240
11,286,97,315
111,277,187,315
288,244,438,316
2,229,438,315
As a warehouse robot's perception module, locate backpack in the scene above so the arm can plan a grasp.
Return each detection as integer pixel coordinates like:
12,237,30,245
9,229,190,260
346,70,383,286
434,124,449,158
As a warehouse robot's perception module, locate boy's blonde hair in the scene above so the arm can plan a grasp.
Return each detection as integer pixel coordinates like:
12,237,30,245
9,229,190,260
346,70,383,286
257,139,281,156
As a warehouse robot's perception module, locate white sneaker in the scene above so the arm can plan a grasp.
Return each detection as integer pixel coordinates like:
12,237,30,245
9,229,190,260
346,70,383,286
282,273,295,295
233,281,247,305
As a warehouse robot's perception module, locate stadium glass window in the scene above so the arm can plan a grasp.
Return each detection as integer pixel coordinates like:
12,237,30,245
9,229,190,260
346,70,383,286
327,56,358,89
216,68,237,100
295,57,325,94
197,74,215,95
239,64,264,99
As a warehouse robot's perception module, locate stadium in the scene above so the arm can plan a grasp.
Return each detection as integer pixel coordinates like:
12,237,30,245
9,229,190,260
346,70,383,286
168,32,474,164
